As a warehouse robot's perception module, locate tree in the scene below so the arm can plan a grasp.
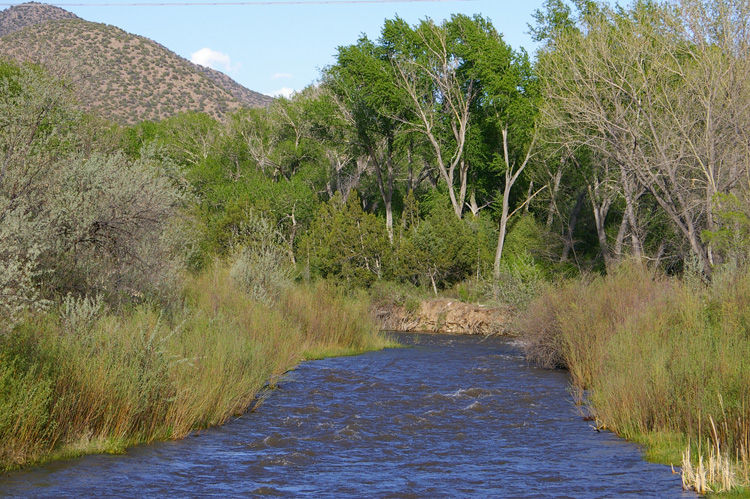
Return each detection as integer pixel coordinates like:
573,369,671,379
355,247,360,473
325,36,411,242
154,112,222,167
302,191,392,287
408,194,492,293
383,15,481,220
48,150,187,299
537,0,750,276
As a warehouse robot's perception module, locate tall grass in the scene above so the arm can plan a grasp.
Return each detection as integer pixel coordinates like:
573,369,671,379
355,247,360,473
518,261,750,495
0,265,390,470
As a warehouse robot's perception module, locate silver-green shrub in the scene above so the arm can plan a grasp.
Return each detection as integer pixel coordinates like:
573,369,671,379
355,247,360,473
48,151,187,300
0,207,51,322
0,60,191,325
479,252,547,309
60,293,103,336
0,61,72,325
229,211,293,304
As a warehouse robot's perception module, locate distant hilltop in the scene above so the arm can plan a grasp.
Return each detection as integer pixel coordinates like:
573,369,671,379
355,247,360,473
0,2,80,38
0,2,273,123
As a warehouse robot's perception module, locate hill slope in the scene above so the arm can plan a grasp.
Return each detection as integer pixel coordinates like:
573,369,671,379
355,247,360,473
0,2,78,38
0,3,272,123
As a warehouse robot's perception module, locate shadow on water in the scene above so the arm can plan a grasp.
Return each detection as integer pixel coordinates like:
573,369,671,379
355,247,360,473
0,333,698,498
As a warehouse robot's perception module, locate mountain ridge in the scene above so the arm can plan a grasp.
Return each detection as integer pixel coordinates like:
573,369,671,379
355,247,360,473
0,2,273,123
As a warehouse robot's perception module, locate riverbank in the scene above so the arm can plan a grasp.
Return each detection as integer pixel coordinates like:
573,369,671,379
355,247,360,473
0,265,391,472
374,299,514,336
517,261,750,497
0,333,692,498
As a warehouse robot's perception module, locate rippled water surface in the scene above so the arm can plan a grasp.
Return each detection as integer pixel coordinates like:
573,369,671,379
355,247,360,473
1,333,697,498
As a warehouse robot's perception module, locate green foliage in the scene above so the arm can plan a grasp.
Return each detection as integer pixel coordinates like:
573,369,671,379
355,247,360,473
503,215,550,262
121,120,159,158
0,59,74,323
702,192,750,266
0,323,57,467
303,191,392,287
60,293,103,336
154,112,222,166
480,251,548,309
397,193,495,290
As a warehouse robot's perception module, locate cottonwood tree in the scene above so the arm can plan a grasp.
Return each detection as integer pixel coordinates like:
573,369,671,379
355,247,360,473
537,0,750,275
362,15,540,277
444,15,540,276
155,112,222,167
302,86,362,201
384,16,481,220
325,37,410,241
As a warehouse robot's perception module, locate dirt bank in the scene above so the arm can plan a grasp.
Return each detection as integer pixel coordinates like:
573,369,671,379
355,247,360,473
374,299,514,336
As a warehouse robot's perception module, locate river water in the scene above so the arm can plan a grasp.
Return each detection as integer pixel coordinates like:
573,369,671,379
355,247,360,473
1,333,697,498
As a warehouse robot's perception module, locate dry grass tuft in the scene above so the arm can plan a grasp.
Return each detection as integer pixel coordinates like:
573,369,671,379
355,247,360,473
518,260,750,494
0,264,389,470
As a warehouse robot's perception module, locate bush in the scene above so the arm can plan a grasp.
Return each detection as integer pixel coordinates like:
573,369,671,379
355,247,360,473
47,151,187,302
229,211,293,304
0,61,191,323
481,251,548,309
302,191,391,287
397,193,495,292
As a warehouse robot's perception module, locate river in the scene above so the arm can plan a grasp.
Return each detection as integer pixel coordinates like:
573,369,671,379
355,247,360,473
1,333,697,498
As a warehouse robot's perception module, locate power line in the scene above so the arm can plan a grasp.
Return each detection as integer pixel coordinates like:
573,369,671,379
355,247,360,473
1,0,473,6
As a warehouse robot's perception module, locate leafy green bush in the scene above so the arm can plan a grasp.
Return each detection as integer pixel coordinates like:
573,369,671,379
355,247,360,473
302,191,392,287
396,193,495,292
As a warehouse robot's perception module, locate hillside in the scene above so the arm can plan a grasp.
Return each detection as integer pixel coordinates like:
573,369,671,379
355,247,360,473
0,2,78,38
0,3,272,123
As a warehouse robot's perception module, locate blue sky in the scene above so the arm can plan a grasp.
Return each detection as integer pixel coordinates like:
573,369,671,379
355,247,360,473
31,0,547,97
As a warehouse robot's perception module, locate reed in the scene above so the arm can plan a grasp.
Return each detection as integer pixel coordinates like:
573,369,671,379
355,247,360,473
0,265,390,470
518,261,750,495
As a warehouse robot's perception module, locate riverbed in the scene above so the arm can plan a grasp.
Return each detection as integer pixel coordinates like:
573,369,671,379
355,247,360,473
0,333,696,498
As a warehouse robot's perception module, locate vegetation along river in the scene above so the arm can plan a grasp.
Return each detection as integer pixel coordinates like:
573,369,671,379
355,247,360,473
1,333,697,498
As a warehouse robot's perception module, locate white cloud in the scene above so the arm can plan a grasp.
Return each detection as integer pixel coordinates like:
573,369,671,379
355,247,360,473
190,48,239,72
269,87,295,98
272,72,293,80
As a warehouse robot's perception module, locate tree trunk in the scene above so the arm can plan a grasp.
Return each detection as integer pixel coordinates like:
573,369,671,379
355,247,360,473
494,182,511,277
561,190,585,263
546,158,564,227
493,127,538,280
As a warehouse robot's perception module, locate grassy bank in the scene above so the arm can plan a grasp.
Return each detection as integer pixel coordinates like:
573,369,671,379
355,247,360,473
518,262,750,496
0,265,391,471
